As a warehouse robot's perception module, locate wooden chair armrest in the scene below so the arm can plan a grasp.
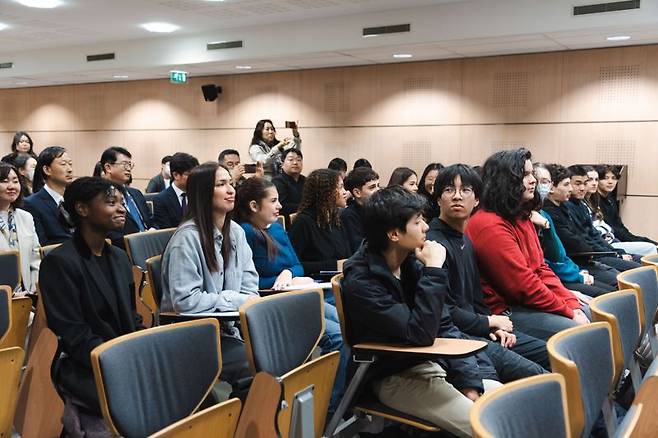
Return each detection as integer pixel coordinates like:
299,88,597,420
352,338,487,358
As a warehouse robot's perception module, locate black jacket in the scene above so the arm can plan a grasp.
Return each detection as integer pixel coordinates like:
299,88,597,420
152,185,183,229
566,200,624,254
340,202,365,253
599,193,657,244
342,244,495,391
23,188,72,245
108,186,153,249
146,173,167,193
40,233,143,413
543,200,608,256
288,210,352,275
272,173,305,217
427,219,491,338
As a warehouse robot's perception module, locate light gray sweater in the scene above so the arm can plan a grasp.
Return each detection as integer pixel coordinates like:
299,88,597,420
161,219,259,317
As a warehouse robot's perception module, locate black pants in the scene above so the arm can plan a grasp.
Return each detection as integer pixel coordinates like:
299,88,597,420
220,336,252,400
598,256,641,273
564,280,615,297
579,260,619,289
483,335,549,382
509,331,552,371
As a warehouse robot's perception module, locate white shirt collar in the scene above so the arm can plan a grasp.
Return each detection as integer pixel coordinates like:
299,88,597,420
172,182,185,206
44,183,64,205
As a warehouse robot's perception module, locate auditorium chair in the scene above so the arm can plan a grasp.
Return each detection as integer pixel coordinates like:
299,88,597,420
0,249,20,291
0,346,24,438
152,371,283,438
276,215,286,230
91,319,222,438
324,274,487,437
640,253,658,269
590,289,644,392
548,322,617,438
239,289,340,438
0,292,31,350
124,228,176,325
618,266,658,357
145,255,240,326
470,374,570,438
0,287,10,345
38,243,62,259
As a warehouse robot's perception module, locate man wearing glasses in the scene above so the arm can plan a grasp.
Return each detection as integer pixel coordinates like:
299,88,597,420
100,146,153,248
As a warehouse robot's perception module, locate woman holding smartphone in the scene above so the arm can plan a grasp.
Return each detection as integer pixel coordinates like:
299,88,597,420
249,119,301,177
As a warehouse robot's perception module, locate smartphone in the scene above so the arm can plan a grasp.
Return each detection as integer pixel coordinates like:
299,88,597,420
244,163,257,173
285,121,298,129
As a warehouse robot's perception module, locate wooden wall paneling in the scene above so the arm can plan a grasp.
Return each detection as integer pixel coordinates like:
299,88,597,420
458,124,507,165
498,123,561,164
201,128,250,163
73,82,126,131
370,60,463,127
560,45,657,122
231,70,303,129
0,87,29,132
73,130,126,177
122,130,177,187
121,79,180,130
25,85,78,132
186,75,237,130
618,196,658,242
461,52,563,125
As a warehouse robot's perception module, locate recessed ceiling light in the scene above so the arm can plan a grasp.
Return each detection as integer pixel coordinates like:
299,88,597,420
393,53,413,59
0,23,8,31
363,34,378,38
113,75,129,79
15,81,28,85
15,0,62,8
606,35,631,41
235,65,252,70
141,22,179,33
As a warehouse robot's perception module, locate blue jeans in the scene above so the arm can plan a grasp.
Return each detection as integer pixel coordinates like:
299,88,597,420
509,305,591,341
319,293,349,414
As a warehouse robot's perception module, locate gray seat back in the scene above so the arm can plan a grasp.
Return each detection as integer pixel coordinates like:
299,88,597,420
477,375,569,438
0,249,20,290
91,319,221,438
124,229,175,269
594,291,641,370
240,289,324,377
620,267,658,333
0,286,10,343
146,255,163,307
552,323,614,438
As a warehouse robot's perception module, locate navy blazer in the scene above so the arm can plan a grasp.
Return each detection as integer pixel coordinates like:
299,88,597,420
23,188,72,246
108,186,153,249
153,185,183,229
40,233,142,413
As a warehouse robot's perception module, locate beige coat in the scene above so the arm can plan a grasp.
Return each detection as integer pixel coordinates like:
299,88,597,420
0,208,41,293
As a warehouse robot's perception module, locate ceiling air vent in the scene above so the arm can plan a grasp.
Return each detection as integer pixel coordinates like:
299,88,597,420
87,53,116,62
0,62,13,69
207,40,243,50
363,23,410,37
574,0,640,15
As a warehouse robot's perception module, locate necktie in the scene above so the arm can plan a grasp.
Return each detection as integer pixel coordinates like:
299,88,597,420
124,192,146,231
181,192,187,216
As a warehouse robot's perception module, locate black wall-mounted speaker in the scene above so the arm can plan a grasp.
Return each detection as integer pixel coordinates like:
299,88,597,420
201,84,223,102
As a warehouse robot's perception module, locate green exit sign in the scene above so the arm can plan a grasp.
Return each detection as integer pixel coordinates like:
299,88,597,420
170,70,188,84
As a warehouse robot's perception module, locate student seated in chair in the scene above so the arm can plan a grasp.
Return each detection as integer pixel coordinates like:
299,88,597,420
342,186,503,438
465,149,589,341
40,177,144,433
235,176,347,411
152,152,199,229
427,164,551,371
161,162,257,397
341,167,380,253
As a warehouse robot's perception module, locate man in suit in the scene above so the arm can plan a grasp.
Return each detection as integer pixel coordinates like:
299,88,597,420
40,177,143,430
100,146,152,248
23,146,74,245
153,152,199,229
145,155,172,193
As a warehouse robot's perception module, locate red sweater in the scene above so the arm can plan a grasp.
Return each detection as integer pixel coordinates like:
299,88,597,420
465,209,581,318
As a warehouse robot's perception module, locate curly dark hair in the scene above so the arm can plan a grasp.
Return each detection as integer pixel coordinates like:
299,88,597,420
481,148,539,222
297,168,342,229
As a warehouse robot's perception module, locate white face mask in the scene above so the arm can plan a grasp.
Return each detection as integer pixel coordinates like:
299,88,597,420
27,169,35,182
537,183,551,201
